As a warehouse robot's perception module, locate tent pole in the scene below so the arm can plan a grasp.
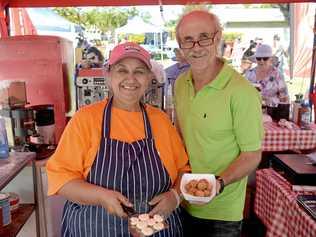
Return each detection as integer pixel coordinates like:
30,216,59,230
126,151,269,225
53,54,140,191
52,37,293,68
289,4,294,80
159,3,164,63
309,8,316,97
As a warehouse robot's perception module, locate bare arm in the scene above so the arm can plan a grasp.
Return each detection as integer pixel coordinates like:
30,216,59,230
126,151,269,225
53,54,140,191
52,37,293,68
58,179,133,218
216,150,262,192
148,171,185,217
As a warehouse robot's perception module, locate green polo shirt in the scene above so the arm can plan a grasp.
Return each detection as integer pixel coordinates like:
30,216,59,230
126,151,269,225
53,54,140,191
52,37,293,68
174,61,263,221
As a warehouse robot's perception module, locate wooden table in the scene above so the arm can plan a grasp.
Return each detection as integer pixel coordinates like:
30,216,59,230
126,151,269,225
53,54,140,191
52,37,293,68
0,152,39,237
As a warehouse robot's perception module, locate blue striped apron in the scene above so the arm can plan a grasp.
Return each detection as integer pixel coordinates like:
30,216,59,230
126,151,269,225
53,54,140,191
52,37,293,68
61,98,183,237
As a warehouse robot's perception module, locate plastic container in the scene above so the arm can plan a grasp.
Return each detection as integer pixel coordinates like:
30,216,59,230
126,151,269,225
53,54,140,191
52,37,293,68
129,214,168,236
298,101,311,129
180,173,216,204
0,193,11,227
292,93,304,124
292,102,301,124
0,118,9,159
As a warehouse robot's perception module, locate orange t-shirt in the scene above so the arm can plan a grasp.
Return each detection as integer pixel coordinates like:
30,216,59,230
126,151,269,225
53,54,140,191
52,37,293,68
46,99,190,195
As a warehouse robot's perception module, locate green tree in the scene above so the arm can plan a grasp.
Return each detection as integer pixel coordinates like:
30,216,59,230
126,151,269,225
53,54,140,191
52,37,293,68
53,7,139,34
54,7,84,25
140,12,152,23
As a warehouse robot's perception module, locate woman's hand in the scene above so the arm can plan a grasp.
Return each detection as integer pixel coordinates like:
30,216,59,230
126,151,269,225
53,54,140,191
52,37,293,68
58,179,133,218
98,189,133,218
148,191,178,218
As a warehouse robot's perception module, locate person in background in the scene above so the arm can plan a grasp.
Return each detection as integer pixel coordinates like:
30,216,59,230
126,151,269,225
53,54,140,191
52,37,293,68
245,44,289,106
164,48,190,123
231,37,244,69
165,48,190,86
174,10,263,237
272,34,288,75
47,42,190,236
242,40,257,59
80,46,105,68
239,56,253,75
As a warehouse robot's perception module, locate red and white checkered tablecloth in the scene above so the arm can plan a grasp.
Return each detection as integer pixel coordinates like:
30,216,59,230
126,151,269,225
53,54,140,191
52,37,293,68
254,168,316,237
262,122,316,151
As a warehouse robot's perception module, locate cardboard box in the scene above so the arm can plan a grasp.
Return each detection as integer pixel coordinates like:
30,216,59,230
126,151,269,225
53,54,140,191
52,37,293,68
0,81,27,108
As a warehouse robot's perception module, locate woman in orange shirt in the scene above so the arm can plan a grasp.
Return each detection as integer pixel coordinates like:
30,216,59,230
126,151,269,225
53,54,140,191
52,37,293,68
46,42,190,236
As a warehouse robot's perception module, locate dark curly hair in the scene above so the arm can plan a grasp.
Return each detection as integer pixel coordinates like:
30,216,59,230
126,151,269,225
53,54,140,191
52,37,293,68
86,46,105,63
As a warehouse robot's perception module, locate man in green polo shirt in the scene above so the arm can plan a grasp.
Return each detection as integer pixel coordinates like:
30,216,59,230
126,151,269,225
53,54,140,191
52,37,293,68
174,10,264,237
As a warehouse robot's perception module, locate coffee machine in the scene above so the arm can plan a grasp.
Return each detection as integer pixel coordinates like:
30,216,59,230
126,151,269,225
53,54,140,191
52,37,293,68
75,68,110,109
0,107,35,148
30,104,55,145
0,80,36,149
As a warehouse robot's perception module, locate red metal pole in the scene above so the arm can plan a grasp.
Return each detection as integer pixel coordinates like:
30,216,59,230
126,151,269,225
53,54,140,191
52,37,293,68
0,1,9,38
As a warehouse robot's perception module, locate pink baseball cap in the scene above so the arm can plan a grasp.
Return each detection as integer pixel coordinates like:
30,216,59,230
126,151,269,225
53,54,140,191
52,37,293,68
108,42,151,69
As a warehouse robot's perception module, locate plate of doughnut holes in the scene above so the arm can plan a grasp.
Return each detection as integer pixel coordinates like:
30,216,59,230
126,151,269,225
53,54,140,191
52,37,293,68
129,213,168,236
180,173,216,204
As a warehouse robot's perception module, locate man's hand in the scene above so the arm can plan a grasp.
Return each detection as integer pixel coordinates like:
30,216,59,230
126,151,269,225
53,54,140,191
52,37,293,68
148,191,177,217
98,189,133,218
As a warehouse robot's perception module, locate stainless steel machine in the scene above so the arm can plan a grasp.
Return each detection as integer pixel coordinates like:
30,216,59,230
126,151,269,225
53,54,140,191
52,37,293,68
0,107,35,148
143,78,164,109
75,68,110,108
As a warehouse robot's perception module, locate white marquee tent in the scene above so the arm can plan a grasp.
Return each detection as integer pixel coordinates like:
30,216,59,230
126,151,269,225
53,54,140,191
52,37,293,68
115,17,164,34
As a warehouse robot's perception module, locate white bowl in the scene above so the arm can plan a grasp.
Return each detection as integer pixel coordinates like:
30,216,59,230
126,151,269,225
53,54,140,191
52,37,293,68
180,173,216,204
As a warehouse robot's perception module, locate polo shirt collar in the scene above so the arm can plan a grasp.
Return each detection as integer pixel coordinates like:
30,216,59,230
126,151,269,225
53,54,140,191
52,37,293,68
178,63,190,70
185,59,233,90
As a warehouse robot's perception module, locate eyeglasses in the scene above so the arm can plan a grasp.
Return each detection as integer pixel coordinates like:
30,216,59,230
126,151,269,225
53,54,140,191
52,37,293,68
256,57,269,61
180,31,218,49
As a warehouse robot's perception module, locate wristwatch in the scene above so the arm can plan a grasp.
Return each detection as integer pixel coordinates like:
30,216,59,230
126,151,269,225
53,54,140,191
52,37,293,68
215,176,225,195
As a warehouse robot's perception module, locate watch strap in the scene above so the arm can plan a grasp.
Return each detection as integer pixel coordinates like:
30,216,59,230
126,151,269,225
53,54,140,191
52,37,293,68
215,176,225,195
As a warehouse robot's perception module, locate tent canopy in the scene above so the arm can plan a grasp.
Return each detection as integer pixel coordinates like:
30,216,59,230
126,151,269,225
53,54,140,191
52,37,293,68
0,0,311,8
27,8,75,32
116,17,163,34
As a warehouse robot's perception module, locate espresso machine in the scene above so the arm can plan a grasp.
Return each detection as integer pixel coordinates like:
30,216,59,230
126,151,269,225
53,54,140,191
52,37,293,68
0,107,35,149
0,80,36,149
75,68,110,109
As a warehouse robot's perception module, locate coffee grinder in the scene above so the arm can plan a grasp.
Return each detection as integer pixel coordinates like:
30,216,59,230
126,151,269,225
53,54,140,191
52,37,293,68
0,81,36,150
0,107,36,149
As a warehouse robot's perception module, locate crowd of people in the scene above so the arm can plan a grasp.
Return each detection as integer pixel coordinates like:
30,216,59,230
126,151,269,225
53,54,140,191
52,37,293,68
46,9,291,237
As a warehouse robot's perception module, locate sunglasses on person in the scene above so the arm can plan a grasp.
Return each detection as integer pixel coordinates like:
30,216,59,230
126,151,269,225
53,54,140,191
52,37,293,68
256,57,269,61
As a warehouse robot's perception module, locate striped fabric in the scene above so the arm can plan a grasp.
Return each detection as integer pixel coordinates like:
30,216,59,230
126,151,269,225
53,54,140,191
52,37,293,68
61,98,183,236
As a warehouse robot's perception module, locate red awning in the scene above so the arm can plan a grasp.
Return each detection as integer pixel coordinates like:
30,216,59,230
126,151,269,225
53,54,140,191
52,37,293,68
0,0,313,8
